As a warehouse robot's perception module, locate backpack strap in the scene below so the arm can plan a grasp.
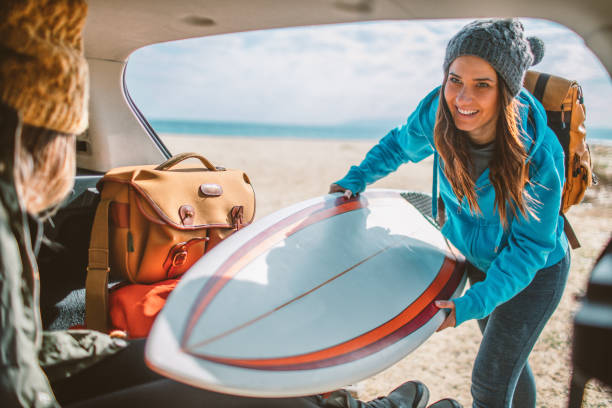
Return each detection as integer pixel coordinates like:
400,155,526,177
532,72,551,102
85,198,112,332
563,213,581,249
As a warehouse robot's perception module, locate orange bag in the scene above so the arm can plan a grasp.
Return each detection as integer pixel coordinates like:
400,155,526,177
85,153,255,332
108,279,180,339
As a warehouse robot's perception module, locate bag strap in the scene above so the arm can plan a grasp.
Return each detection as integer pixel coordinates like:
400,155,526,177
154,152,217,171
532,72,550,102
562,213,581,249
85,198,112,332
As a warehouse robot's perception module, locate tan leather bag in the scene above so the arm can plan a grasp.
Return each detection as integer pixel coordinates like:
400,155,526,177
524,71,595,248
85,153,255,331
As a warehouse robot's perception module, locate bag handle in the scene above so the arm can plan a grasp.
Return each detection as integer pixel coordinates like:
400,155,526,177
155,152,218,171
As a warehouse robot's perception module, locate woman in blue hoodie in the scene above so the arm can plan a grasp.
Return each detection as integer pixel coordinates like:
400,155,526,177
330,19,570,408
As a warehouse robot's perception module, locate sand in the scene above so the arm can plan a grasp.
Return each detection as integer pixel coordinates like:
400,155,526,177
164,134,612,407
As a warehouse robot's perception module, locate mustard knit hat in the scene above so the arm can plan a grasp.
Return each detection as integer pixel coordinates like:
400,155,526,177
0,0,89,135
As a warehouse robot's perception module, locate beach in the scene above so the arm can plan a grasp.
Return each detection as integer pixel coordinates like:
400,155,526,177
164,134,612,407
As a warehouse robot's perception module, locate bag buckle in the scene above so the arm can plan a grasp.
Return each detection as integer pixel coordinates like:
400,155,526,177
231,206,244,230
179,205,195,226
163,237,209,279
171,250,188,267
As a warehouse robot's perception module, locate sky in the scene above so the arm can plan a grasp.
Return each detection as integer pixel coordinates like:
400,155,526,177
126,18,612,129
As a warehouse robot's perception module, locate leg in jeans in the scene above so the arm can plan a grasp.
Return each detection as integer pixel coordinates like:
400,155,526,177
471,316,537,408
467,266,537,408
466,251,570,408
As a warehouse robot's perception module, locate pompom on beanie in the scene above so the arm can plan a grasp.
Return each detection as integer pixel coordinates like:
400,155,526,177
0,0,89,134
443,18,545,96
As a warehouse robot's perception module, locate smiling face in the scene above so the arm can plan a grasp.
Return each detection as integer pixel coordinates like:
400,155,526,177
443,55,501,145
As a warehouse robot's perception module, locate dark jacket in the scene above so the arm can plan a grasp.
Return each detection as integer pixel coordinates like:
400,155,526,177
0,105,126,407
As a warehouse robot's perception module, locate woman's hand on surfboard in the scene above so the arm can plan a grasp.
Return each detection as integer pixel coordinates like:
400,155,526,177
329,183,355,199
434,300,456,331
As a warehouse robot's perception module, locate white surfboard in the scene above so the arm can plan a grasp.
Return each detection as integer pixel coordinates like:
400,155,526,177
145,189,466,397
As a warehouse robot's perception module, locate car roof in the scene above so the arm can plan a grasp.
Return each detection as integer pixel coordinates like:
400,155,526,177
84,0,612,74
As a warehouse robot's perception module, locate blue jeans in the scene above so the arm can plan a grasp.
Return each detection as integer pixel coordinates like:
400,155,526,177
467,250,570,408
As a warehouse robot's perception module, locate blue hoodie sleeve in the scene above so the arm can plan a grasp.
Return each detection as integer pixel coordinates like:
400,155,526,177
334,88,440,193
453,130,566,326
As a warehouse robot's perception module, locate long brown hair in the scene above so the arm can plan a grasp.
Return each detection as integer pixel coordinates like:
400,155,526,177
14,124,76,216
434,75,537,227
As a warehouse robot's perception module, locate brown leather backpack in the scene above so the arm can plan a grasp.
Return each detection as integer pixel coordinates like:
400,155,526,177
524,71,596,248
85,153,255,332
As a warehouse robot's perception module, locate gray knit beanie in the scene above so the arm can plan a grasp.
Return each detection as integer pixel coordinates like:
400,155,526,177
443,18,545,96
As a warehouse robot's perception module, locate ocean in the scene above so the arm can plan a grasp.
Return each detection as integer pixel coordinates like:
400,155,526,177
151,119,398,140
151,119,612,144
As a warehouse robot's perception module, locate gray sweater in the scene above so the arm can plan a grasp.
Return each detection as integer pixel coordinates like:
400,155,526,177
468,140,495,181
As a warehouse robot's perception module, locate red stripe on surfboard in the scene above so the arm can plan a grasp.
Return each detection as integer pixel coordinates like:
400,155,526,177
181,193,386,348
185,257,464,370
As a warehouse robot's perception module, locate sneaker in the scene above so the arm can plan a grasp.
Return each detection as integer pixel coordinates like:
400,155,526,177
323,380,429,408
427,398,463,408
